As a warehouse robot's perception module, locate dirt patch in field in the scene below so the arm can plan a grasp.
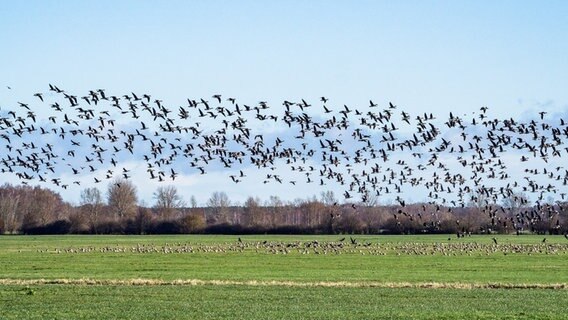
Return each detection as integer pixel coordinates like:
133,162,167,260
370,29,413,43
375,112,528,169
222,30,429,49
0,278,566,289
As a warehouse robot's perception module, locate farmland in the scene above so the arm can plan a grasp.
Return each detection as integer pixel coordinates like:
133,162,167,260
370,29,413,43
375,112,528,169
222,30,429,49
1,234,567,319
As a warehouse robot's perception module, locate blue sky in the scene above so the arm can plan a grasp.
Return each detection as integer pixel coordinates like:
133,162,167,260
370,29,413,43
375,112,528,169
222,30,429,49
1,1,568,205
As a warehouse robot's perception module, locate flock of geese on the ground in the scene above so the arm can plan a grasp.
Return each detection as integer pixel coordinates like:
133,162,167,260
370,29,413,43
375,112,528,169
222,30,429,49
1,84,568,209
32,238,568,256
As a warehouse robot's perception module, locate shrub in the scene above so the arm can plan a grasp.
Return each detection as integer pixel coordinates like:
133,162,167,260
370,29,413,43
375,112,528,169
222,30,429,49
22,219,71,235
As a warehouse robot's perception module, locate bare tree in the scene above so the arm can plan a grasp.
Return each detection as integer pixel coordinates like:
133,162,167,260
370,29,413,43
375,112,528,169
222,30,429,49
107,178,138,219
360,192,380,207
0,184,65,233
243,196,263,228
321,191,341,233
206,191,230,224
320,191,337,206
20,186,62,231
300,197,326,228
153,185,185,219
467,189,491,209
190,195,198,208
207,191,230,207
80,187,104,233
266,195,284,226
501,192,528,212
134,206,154,234
0,184,20,233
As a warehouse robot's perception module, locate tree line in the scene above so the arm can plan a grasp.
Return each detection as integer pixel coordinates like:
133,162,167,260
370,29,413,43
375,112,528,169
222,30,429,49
0,180,566,235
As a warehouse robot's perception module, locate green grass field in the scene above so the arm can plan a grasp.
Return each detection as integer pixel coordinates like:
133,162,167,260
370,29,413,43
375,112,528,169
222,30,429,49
1,234,567,319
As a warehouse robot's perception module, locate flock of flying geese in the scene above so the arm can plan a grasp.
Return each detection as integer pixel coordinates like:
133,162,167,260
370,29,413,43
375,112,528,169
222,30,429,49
1,84,568,211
